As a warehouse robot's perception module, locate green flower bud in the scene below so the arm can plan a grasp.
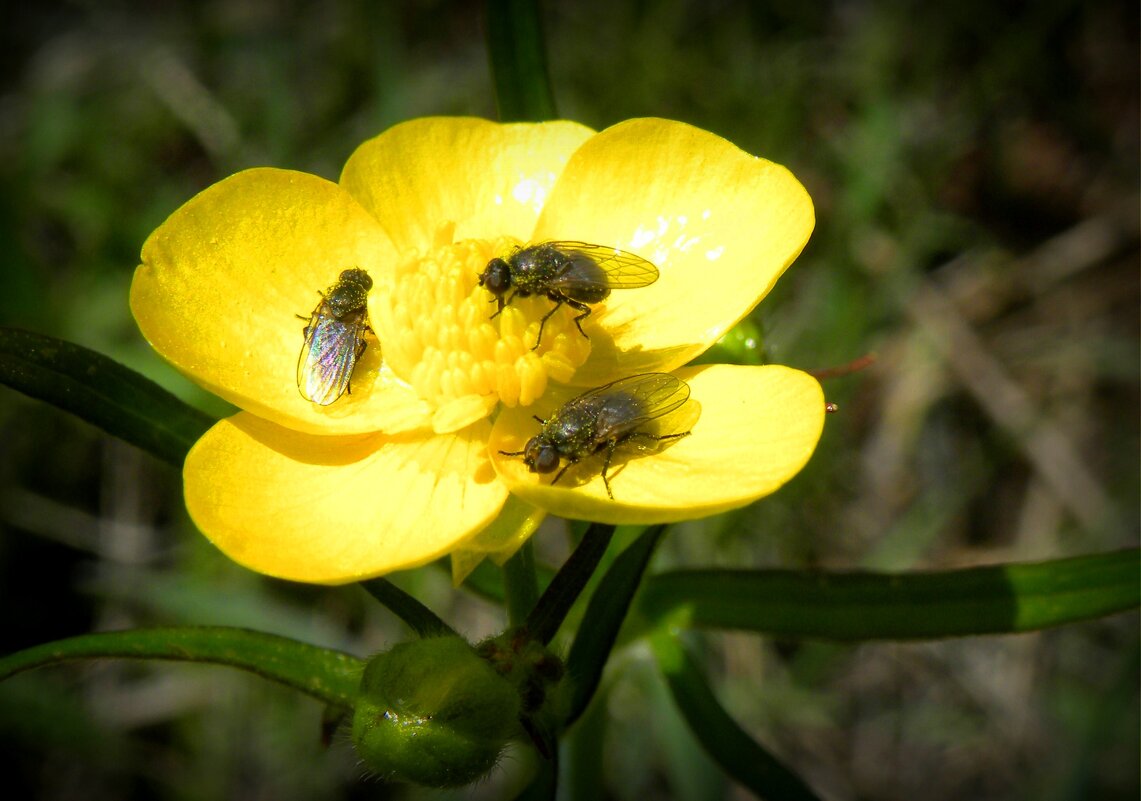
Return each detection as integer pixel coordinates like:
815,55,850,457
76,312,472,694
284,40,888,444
351,636,521,787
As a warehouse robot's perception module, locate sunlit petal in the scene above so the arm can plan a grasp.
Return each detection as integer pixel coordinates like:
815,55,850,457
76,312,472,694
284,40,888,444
490,364,824,523
534,119,814,385
184,412,507,583
132,168,432,435
341,117,595,252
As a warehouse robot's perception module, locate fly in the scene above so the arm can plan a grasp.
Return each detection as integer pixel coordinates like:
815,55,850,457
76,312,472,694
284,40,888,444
297,268,373,406
500,372,692,499
478,241,659,349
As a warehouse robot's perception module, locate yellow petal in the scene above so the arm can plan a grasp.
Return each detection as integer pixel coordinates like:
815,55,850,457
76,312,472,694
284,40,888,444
184,412,508,584
450,495,546,585
132,168,432,435
490,365,824,524
340,117,595,251
533,119,815,385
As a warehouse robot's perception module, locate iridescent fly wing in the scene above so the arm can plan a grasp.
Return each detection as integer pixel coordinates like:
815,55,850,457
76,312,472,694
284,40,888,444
296,311,365,406
570,372,690,440
545,241,660,290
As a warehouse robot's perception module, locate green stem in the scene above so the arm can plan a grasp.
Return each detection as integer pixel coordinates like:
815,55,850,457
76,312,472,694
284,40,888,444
0,627,364,708
485,0,557,121
650,631,823,801
563,524,663,725
525,523,615,644
504,539,540,626
513,747,559,801
360,578,456,638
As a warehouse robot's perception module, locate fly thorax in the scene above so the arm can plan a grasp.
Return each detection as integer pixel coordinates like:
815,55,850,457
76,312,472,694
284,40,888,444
326,272,369,319
369,230,592,434
547,403,599,456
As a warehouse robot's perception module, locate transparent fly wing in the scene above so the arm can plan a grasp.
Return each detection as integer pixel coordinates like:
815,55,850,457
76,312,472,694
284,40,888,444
572,372,691,436
545,241,660,290
297,312,363,406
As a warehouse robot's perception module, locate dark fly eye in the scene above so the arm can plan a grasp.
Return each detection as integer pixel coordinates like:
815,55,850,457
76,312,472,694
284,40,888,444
524,439,560,474
480,259,512,295
337,268,373,290
532,445,560,474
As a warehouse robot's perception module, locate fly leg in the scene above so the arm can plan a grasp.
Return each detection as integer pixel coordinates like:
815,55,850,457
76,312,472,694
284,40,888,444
599,430,691,499
346,337,368,396
488,289,518,319
498,418,547,457
599,439,620,500
532,298,566,350
565,298,593,340
624,430,692,448
534,296,593,350
550,456,580,486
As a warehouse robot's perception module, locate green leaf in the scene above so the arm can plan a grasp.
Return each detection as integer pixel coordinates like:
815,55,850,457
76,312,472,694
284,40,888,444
360,578,456,638
0,627,363,708
563,525,664,726
0,328,215,466
486,0,557,122
690,316,765,366
525,523,615,644
641,550,1141,639
504,539,541,626
650,631,824,801
512,748,558,801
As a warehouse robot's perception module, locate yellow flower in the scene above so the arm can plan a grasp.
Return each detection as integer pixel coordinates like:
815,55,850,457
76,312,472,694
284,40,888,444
130,117,825,585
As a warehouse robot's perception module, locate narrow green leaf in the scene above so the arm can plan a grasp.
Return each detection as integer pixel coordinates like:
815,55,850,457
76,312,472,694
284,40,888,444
504,539,541,626
563,525,664,726
0,328,215,466
360,578,456,638
486,0,557,122
650,631,824,801
525,523,615,644
641,550,1141,640
512,747,558,801
0,627,363,708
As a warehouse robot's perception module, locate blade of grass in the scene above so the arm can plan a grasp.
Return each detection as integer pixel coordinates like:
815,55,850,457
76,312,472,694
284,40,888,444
525,523,615,644
485,0,557,122
0,627,363,708
650,631,824,801
641,549,1140,639
563,525,664,726
504,539,541,626
0,328,215,466
359,578,456,638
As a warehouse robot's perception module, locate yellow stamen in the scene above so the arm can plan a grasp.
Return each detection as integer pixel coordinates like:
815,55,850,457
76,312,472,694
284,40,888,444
372,232,591,433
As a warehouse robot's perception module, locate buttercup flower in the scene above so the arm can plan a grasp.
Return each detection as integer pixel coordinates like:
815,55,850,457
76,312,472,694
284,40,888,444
131,117,824,584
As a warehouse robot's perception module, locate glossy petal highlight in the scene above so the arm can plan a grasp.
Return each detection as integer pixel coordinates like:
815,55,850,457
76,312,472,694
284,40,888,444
534,119,815,384
132,168,432,435
489,364,824,524
341,117,595,251
184,413,508,584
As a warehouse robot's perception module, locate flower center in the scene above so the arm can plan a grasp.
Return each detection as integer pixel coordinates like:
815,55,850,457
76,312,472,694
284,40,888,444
373,226,591,434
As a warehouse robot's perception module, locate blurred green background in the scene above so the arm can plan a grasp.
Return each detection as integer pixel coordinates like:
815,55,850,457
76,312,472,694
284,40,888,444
0,1,1137,799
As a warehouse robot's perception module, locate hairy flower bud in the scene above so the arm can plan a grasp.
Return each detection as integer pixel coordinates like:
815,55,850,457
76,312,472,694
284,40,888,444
351,636,522,787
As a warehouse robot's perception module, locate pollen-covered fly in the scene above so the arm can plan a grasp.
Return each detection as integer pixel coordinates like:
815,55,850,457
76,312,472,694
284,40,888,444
478,241,659,349
297,268,373,406
501,372,692,499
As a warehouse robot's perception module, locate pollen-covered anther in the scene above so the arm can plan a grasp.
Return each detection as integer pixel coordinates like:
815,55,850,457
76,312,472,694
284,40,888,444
372,236,591,434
